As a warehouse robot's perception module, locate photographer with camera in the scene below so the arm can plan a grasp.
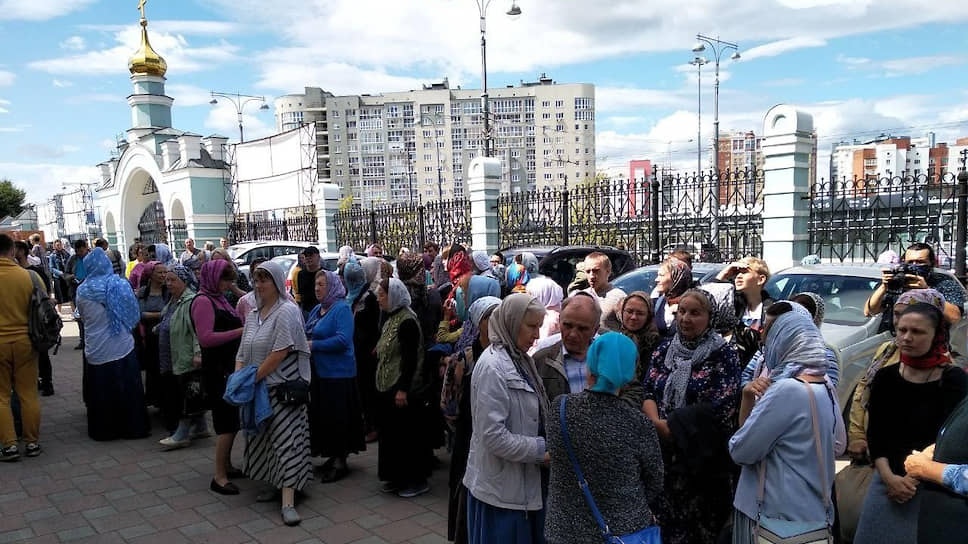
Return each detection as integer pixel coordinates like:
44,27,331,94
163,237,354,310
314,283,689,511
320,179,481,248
864,243,964,330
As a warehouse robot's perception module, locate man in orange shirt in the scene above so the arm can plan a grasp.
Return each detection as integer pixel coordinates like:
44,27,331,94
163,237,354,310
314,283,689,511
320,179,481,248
0,234,42,461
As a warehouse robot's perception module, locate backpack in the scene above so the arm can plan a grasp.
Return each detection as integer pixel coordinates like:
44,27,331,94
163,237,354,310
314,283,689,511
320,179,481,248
27,270,63,354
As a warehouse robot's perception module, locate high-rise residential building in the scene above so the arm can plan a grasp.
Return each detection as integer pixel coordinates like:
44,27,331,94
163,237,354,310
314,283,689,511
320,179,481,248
714,129,817,203
828,132,968,188
274,74,596,205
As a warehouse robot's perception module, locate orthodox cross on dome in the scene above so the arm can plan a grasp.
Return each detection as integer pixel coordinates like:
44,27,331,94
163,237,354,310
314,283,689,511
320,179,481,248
138,0,148,20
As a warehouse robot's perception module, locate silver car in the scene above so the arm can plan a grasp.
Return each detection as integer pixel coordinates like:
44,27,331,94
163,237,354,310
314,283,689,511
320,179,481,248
764,264,968,410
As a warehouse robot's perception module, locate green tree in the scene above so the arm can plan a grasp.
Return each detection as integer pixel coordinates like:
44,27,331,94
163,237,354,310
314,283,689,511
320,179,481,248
0,179,26,219
338,194,354,212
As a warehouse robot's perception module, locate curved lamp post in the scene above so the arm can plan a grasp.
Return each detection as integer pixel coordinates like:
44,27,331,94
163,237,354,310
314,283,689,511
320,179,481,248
475,0,522,158
209,91,269,143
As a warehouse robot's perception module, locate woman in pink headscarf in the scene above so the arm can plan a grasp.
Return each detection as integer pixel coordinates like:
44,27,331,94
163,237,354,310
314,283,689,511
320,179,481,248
191,260,245,495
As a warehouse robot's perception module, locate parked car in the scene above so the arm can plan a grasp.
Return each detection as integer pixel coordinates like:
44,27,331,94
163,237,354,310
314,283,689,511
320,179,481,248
499,245,636,292
764,263,968,411
612,262,726,295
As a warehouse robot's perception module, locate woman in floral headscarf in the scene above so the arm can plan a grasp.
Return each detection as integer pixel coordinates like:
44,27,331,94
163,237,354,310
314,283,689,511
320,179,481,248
305,268,365,483
643,287,741,544
854,291,967,544
653,257,693,337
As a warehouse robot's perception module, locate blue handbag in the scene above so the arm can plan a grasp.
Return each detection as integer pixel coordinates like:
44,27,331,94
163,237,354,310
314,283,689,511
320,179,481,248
558,396,662,544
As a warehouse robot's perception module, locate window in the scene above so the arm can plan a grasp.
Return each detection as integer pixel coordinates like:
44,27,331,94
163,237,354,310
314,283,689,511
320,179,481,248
511,174,520,182
333,145,341,154
334,134,341,142
542,112,551,120
544,173,552,180
331,110,340,118
331,123,340,131
542,100,550,108
345,109,356,117
556,112,564,120
423,153,433,161
555,99,564,108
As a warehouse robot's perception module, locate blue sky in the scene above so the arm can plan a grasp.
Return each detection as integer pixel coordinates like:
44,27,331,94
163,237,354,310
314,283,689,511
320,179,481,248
2,0,968,203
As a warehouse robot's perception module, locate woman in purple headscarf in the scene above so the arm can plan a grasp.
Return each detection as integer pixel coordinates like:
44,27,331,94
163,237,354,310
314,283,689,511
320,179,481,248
305,269,365,482
191,259,245,495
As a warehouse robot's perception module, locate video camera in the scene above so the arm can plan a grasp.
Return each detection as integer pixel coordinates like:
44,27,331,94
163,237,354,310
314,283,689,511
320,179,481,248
885,263,931,293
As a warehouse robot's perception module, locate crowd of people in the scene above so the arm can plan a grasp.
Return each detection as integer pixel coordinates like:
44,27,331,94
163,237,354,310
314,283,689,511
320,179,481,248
1,232,968,542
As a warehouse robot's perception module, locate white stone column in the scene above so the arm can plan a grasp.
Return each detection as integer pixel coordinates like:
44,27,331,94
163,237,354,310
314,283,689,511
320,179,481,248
468,157,502,254
761,105,814,271
315,183,342,252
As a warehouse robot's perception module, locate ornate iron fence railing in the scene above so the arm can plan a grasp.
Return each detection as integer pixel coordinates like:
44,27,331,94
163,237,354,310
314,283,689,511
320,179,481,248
228,205,318,244
334,197,472,257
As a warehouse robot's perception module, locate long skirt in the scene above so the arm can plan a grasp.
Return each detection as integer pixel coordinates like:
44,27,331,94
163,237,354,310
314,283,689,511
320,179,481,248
854,471,921,544
244,391,312,491
157,371,183,433
466,490,545,544
376,390,431,487
86,350,150,441
309,376,365,458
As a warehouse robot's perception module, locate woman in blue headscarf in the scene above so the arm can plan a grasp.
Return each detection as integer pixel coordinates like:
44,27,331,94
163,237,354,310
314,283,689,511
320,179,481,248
76,248,149,441
544,332,664,543
305,268,364,483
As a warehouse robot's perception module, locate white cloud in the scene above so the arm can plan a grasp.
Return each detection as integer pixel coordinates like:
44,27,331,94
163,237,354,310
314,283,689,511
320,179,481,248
59,36,86,51
0,70,14,87
204,101,274,143
762,78,805,87
254,55,426,95
596,87,691,112
0,162,99,202
14,143,82,160
52,79,73,88
0,97,8,114
741,37,826,61
0,0,97,21
65,94,122,104
29,28,240,76
881,55,964,77
167,84,214,107
80,20,246,36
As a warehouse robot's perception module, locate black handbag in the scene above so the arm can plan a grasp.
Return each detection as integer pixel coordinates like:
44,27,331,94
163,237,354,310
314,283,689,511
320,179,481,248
181,370,208,416
276,378,310,405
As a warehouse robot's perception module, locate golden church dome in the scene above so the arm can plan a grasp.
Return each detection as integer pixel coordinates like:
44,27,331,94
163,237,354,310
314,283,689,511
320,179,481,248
128,18,167,77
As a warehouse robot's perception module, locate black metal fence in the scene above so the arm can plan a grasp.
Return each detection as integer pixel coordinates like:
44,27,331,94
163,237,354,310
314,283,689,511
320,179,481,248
498,168,764,265
228,205,318,244
166,219,188,247
808,172,963,266
334,198,472,257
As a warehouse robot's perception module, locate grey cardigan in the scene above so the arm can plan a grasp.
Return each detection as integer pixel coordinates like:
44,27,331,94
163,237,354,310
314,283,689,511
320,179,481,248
545,390,664,543
463,344,547,511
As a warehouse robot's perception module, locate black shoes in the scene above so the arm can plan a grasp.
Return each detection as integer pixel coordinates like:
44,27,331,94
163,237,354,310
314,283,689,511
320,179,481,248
25,443,41,457
209,479,240,495
39,381,54,397
0,445,19,462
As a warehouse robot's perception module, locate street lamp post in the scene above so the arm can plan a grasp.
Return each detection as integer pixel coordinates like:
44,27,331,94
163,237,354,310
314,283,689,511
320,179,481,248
690,56,707,178
691,34,740,245
421,113,446,202
475,0,521,158
209,91,270,143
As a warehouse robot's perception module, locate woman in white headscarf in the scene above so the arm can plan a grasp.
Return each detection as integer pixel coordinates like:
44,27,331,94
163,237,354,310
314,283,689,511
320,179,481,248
234,261,312,526
729,301,846,544
463,293,549,544
526,274,564,339
374,277,432,498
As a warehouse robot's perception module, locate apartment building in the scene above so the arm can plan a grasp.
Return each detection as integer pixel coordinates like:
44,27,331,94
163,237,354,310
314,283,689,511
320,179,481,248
829,133,968,187
274,75,596,204
714,130,817,203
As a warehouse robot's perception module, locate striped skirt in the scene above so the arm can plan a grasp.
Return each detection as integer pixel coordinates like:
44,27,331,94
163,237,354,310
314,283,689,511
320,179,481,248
244,390,313,491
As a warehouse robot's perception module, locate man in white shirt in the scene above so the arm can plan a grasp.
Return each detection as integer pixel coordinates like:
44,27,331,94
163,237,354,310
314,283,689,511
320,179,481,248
581,252,626,332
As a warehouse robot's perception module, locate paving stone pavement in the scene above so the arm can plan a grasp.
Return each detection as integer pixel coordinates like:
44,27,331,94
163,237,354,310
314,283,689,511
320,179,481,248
1,320,452,544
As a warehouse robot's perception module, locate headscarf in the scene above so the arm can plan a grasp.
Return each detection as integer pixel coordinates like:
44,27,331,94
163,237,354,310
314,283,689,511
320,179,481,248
361,256,382,293
343,259,367,308
447,248,472,285
893,289,950,369
76,248,141,335
519,252,540,276
699,282,739,333
317,268,347,310
365,244,381,257
471,250,492,274
488,294,549,414
763,302,829,380
253,261,291,310
663,257,692,301
169,263,197,292
337,245,355,268
526,276,564,310
468,296,501,328
384,277,411,313
587,332,638,394
619,291,659,348
138,260,161,291
152,243,174,266
506,262,530,293
199,259,231,301
661,288,727,413
396,252,426,286
794,292,826,328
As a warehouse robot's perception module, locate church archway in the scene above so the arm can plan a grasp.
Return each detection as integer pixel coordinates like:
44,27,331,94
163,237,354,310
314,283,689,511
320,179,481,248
138,200,167,244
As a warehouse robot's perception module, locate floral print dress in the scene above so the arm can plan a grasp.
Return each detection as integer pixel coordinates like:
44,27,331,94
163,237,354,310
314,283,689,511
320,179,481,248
643,336,742,544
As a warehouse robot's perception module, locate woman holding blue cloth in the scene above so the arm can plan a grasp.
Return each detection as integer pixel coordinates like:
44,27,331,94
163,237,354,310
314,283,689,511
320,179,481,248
545,332,664,544
305,268,365,483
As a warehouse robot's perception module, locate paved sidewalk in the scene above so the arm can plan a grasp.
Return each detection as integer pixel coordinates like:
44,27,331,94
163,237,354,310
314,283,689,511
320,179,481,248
1,321,451,544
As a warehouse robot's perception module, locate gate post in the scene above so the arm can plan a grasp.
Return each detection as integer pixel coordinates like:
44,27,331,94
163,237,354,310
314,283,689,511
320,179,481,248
369,210,378,245
761,105,815,271
561,189,570,247
956,163,968,282
650,168,661,264
469,157,502,253
313,183,342,252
